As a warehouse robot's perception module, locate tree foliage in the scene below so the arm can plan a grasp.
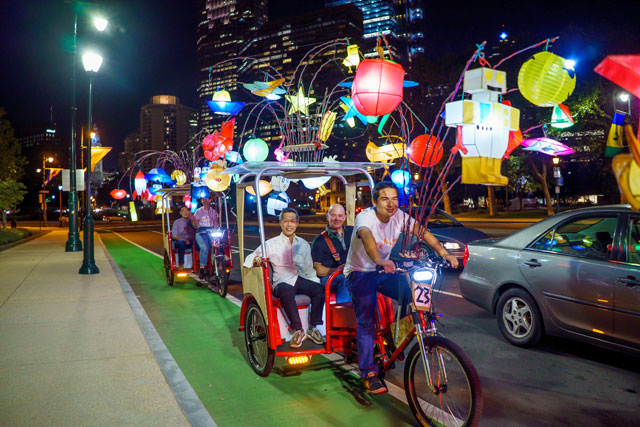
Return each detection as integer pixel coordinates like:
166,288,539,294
0,179,27,228
0,108,26,182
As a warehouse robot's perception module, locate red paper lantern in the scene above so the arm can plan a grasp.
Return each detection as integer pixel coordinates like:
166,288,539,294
215,143,227,158
204,149,216,161
202,134,216,151
110,189,127,200
351,59,405,116
408,135,443,167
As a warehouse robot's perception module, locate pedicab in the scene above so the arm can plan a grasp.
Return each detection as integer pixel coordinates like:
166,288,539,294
228,161,483,427
159,186,233,297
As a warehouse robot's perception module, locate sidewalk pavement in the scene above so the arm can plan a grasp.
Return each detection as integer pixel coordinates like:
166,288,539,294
0,229,200,426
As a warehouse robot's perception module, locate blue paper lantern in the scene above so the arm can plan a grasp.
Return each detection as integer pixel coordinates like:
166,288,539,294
191,183,210,200
148,183,163,195
391,169,411,188
206,90,245,116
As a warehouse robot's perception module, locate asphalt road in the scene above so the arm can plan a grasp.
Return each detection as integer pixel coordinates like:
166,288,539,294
96,220,640,426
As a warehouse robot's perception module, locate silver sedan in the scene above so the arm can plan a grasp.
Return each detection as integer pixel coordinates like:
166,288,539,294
460,205,640,355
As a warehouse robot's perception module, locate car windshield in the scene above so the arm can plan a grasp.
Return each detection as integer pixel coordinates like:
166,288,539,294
402,207,461,227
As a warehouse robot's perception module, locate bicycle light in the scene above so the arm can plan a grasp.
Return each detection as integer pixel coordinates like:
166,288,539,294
411,268,435,282
208,230,224,238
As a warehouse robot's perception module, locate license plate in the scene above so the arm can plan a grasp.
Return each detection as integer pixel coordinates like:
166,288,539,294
412,281,432,311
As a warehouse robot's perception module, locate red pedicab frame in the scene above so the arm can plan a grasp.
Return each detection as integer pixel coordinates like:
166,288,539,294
227,161,386,376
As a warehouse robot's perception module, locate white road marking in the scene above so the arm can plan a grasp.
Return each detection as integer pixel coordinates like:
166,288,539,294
112,231,162,259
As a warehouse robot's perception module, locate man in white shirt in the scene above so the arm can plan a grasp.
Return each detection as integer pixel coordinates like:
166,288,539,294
244,208,325,348
344,181,458,394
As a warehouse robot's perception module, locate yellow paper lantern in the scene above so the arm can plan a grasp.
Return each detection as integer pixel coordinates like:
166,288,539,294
204,167,231,192
517,51,576,107
317,111,337,142
246,180,272,196
171,170,187,186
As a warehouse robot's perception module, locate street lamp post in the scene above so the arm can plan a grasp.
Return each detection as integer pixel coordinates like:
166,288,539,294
65,2,108,253
552,156,561,214
79,51,103,275
58,185,63,227
41,156,54,226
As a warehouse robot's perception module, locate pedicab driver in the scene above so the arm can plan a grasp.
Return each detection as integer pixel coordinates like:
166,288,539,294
344,181,459,395
243,207,326,349
311,203,352,303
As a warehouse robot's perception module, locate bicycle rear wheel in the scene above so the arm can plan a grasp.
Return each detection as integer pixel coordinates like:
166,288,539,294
404,335,482,427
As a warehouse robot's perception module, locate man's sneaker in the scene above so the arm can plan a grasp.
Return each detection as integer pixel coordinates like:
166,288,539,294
289,329,306,348
364,372,388,395
307,327,325,345
199,268,206,279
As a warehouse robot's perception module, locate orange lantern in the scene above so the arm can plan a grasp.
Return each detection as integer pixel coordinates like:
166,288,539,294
204,150,216,161
110,189,127,200
351,58,405,116
202,134,216,151
407,135,443,167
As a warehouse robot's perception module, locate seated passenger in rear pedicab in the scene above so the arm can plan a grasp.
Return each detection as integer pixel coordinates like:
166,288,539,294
192,196,219,278
243,207,326,349
172,206,196,269
311,203,352,303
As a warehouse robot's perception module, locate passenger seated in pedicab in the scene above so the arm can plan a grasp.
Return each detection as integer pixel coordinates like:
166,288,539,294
172,206,196,269
344,181,459,395
243,207,325,349
311,203,352,303
192,196,219,278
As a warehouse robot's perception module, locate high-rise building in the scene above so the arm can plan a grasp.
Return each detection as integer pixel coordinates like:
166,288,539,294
139,95,197,170
324,0,425,63
197,0,268,130
118,131,141,174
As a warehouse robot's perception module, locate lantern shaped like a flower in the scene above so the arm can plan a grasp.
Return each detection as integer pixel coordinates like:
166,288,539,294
518,51,576,107
243,138,269,162
110,189,127,200
202,134,216,151
351,58,405,116
134,171,147,196
206,90,245,116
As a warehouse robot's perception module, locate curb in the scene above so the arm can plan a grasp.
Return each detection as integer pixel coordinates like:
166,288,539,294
0,230,50,252
98,235,217,427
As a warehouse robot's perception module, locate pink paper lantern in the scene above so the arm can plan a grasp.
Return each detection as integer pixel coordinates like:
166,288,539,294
351,59,405,116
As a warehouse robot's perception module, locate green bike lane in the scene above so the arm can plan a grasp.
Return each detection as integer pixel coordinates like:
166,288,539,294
100,231,416,426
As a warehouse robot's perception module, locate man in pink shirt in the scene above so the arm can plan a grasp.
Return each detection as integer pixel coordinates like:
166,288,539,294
192,197,219,278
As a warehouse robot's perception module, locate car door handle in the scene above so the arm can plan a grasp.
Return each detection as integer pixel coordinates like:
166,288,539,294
617,276,640,287
524,259,542,268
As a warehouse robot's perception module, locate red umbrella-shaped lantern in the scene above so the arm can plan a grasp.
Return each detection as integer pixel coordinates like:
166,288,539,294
407,135,443,167
351,58,405,116
110,189,127,200
204,149,217,161
202,134,216,151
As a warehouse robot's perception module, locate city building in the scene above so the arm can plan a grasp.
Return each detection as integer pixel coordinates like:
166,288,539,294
139,95,198,170
118,131,141,174
197,0,268,130
324,0,425,63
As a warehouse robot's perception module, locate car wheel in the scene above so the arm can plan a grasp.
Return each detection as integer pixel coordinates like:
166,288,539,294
496,288,542,347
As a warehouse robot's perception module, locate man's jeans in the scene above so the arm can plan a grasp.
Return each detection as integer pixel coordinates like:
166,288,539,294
173,239,192,266
273,277,325,331
320,274,351,303
346,271,411,377
195,227,213,268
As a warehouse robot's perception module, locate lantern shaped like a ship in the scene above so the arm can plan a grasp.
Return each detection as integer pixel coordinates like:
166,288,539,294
445,67,520,185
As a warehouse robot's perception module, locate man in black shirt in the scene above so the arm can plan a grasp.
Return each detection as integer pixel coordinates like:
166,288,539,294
311,204,352,303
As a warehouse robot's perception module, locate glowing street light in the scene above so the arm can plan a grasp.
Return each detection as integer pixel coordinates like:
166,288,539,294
552,157,560,165
82,51,103,73
619,93,630,102
93,16,108,32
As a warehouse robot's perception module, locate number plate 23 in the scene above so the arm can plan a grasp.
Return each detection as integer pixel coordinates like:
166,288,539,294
412,282,432,311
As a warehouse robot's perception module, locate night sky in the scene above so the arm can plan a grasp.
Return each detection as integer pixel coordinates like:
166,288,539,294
1,1,637,169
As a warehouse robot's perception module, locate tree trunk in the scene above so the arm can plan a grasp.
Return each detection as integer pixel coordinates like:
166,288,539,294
528,156,555,216
1,211,6,229
487,186,497,217
442,182,452,214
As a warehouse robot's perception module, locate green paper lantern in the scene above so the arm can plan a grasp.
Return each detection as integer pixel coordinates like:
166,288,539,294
242,138,269,162
518,51,576,107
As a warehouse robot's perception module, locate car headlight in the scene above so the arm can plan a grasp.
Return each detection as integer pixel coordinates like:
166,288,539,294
442,241,462,251
411,268,435,283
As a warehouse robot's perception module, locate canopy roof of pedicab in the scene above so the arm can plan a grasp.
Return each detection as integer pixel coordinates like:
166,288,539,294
222,161,388,182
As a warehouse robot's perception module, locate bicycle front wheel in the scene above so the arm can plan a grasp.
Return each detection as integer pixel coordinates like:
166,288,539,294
404,335,483,427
